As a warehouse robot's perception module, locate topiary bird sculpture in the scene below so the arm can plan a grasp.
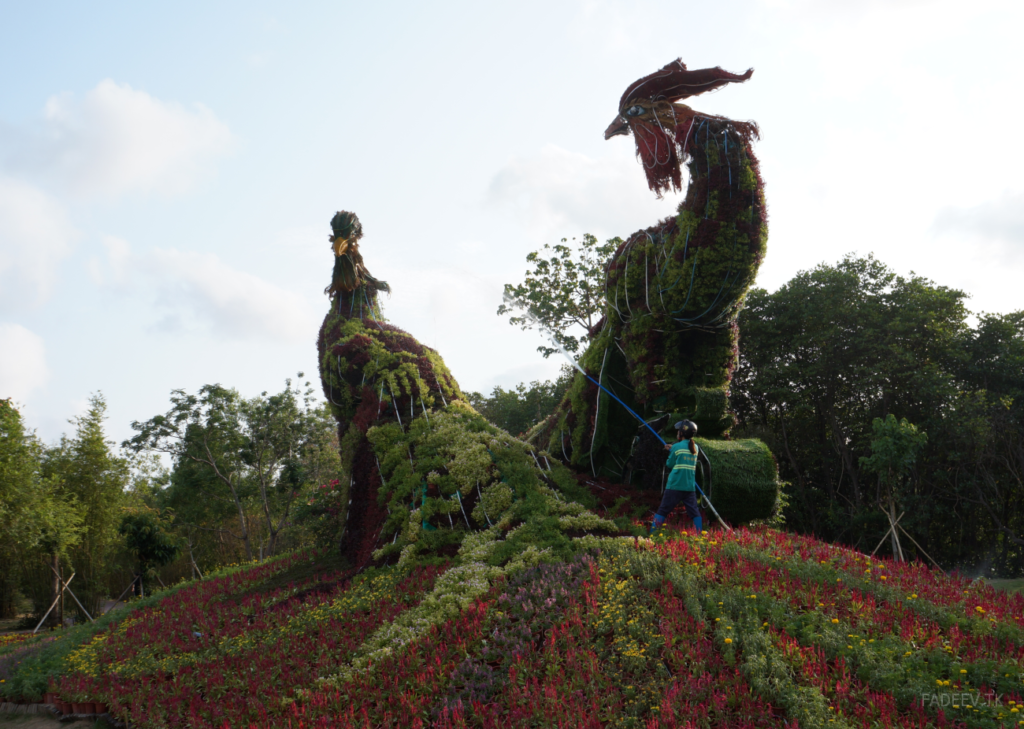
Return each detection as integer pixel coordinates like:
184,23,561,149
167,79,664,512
530,59,779,524
316,212,620,566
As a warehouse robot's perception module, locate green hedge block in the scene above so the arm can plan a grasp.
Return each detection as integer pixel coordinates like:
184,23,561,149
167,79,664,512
695,437,778,525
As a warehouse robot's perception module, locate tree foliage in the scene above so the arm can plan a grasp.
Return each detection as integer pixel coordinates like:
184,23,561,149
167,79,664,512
0,400,82,618
41,393,128,617
732,254,1024,574
860,415,928,502
466,369,572,436
119,509,180,579
498,234,619,359
126,376,339,561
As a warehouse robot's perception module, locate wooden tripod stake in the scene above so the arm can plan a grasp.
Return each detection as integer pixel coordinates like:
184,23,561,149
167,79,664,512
33,567,94,634
870,509,906,562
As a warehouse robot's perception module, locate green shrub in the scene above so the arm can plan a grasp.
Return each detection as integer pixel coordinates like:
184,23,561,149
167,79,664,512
697,438,779,525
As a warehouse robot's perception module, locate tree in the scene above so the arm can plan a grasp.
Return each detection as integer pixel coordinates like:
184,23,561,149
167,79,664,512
238,379,338,556
0,399,54,618
43,393,128,617
859,415,928,561
119,509,179,596
466,369,572,436
498,234,619,358
126,384,255,559
952,311,1024,558
126,376,338,561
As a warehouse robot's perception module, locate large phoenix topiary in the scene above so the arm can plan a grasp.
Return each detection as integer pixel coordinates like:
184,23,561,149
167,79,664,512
528,59,780,524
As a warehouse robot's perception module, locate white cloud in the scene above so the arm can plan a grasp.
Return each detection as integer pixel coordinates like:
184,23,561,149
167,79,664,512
87,235,132,287
487,144,684,245
0,177,78,311
145,248,316,341
933,193,1024,260
87,238,318,341
6,79,233,199
0,323,49,403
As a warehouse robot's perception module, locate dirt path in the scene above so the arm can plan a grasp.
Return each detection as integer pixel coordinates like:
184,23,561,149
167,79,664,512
0,714,62,728
0,711,103,728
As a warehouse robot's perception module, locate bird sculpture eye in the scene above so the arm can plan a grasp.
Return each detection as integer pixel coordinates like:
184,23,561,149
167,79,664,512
625,105,645,117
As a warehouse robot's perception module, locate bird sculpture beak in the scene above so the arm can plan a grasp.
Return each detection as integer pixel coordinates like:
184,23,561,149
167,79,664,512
332,237,351,257
604,115,629,140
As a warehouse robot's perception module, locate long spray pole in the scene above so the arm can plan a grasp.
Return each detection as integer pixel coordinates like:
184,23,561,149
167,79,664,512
506,294,731,531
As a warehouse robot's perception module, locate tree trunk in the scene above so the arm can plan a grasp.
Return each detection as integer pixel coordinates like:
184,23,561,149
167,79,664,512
199,438,253,561
888,500,904,562
829,410,862,506
779,411,819,534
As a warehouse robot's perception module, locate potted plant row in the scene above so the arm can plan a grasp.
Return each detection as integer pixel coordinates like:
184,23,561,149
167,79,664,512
44,691,106,716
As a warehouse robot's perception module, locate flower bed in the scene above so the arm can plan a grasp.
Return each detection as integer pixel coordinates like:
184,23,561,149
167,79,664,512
57,563,444,727
8,527,1024,727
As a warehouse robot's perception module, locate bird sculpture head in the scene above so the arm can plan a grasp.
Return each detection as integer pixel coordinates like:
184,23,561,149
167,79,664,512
605,59,755,197
325,210,389,297
330,210,363,258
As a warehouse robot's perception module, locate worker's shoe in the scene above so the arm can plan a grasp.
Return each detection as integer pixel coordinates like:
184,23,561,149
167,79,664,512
693,516,703,533
649,514,666,535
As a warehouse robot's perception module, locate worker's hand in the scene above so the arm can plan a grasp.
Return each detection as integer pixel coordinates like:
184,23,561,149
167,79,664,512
664,444,672,451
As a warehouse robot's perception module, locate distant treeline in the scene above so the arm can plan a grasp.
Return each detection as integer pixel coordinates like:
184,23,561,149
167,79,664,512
731,255,1024,576
0,378,340,624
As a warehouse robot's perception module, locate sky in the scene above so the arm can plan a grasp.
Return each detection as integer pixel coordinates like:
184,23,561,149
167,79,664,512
1,0,1022,445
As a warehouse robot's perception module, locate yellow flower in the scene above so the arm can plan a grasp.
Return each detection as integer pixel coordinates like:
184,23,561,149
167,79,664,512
724,638,732,644
831,618,840,624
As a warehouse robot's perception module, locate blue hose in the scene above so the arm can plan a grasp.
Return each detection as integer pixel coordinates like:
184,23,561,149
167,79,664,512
581,372,730,531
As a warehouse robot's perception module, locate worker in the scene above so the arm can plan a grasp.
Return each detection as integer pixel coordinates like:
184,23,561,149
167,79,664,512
650,420,703,535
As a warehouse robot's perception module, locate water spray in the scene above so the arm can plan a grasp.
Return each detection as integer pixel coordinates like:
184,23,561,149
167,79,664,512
505,292,732,531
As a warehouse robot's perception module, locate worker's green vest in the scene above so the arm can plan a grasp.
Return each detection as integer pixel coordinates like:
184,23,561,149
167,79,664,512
665,440,699,491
